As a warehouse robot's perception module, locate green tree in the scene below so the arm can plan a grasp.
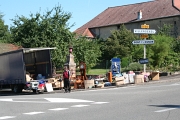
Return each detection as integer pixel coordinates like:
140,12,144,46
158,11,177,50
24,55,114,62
173,38,180,53
158,24,173,36
121,57,129,68
147,34,174,69
0,13,11,43
10,5,74,67
147,23,180,71
73,37,101,72
101,24,138,61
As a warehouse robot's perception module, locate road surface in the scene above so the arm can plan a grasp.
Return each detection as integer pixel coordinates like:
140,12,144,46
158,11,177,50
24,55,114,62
0,77,180,120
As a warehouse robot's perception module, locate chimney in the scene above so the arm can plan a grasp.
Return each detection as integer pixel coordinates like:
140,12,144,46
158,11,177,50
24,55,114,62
137,10,142,20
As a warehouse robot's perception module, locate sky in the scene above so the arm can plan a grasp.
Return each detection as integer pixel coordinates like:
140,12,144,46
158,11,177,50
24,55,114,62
0,0,151,32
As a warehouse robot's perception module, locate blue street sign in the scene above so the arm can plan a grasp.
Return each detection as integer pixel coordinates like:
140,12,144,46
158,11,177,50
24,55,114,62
139,58,149,64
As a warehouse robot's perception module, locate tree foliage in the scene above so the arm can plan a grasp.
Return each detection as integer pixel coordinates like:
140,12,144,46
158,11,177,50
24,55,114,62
73,37,102,72
100,23,180,71
10,5,74,67
158,24,173,36
9,5,102,70
101,24,138,61
173,37,180,53
0,14,11,43
147,34,174,69
146,24,180,71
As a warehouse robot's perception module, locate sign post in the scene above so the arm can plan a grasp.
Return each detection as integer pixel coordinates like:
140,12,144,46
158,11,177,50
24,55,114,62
143,40,146,73
133,24,156,73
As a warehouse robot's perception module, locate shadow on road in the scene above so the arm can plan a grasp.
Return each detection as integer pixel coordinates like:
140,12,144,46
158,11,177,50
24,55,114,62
149,105,180,109
0,90,43,96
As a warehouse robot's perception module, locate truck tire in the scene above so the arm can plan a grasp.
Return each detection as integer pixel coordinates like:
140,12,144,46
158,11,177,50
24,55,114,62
12,85,22,93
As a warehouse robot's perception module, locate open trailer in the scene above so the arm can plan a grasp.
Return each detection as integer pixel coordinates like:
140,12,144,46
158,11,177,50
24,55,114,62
0,47,55,93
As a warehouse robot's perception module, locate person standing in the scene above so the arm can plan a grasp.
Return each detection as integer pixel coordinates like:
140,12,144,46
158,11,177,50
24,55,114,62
63,66,71,93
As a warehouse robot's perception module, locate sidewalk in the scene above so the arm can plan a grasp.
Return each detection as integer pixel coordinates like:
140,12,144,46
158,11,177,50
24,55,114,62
146,74,180,84
53,74,180,93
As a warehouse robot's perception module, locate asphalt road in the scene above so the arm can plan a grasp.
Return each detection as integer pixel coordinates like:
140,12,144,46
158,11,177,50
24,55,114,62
0,76,180,120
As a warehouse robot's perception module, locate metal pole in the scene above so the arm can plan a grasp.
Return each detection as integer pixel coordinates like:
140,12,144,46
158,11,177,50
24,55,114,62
144,38,146,73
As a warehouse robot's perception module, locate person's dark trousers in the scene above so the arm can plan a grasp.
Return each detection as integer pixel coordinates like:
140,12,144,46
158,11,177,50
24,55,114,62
64,78,71,92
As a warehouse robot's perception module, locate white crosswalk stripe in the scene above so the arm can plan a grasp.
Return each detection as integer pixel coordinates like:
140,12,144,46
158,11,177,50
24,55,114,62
155,108,178,113
91,102,109,104
49,108,69,111
0,97,109,119
0,116,16,119
23,112,44,115
71,104,90,107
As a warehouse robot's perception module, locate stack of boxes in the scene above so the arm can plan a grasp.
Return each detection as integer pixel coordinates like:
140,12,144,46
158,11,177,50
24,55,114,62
48,78,64,89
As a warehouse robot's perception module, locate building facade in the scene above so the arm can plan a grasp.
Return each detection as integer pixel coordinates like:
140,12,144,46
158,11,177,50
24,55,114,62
74,0,180,39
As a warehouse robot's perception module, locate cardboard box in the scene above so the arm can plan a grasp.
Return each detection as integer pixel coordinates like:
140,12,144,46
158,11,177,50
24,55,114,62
134,75,144,84
115,80,124,86
115,76,124,82
115,76,124,86
84,80,94,89
48,78,56,83
151,72,159,80
52,81,64,88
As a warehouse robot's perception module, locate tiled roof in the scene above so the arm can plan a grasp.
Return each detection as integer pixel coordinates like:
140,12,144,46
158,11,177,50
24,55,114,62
74,0,180,36
82,28,94,38
0,43,21,54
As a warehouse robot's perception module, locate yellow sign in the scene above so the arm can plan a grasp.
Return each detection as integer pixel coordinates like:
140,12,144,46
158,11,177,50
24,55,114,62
141,24,149,29
140,34,149,38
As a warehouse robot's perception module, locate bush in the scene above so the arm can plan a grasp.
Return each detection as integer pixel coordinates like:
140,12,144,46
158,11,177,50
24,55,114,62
121,57,129,68
122,62,143,72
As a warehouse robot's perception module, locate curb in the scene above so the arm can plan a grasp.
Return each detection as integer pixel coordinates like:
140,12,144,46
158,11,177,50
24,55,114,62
52,77,180,93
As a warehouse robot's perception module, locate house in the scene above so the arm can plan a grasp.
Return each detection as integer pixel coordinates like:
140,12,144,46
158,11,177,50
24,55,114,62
74,0,180,39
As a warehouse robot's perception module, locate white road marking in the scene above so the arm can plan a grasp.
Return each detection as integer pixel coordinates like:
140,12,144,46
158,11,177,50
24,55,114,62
49,108,69,111
45,98,94,103
23,112,44,115
6,98,43,99
71,104,90,107
155,108,177,113
0,99,13,102
0,98,49,103
0,98,94,103
0,116,16,119
7,101,49,103
91,102,109,104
